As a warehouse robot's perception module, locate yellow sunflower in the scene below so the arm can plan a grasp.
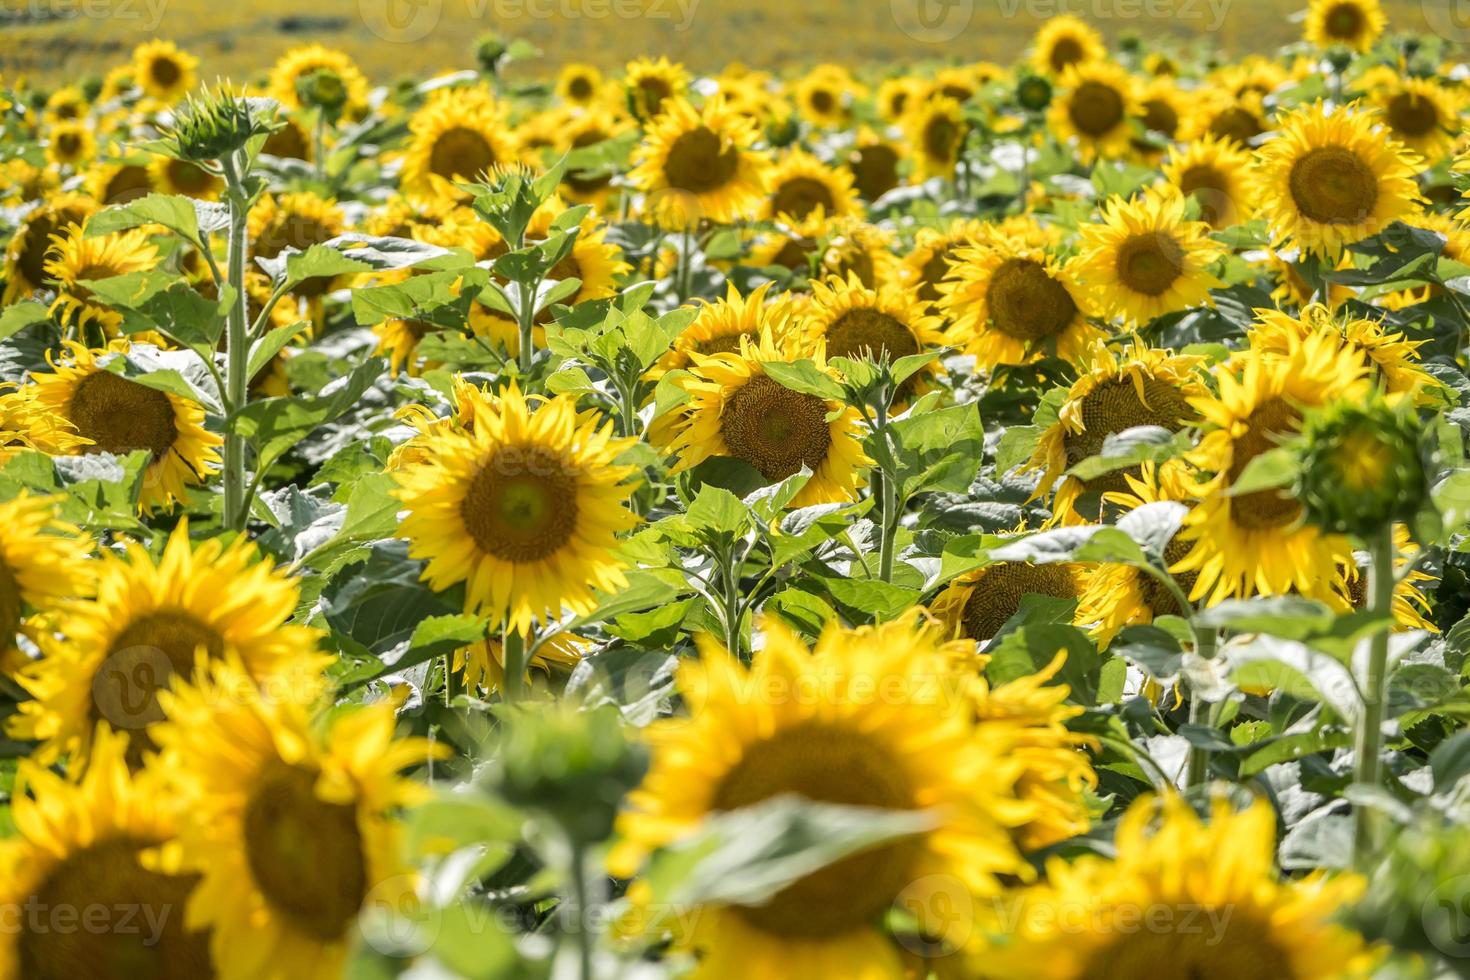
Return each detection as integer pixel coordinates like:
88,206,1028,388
1253,102,1423,258
820,218,901,288
267,44,370,116
1031,14,1108,76
1180,89,1271,146
10,521,325,766
556,62,603,106
41,85,86,124
148,155,222,200
1027,340,1206,525
84,158,155,206
554,109,635,209
525,197,631,310
0,725,212,980
662,329,868,507
43,224,160,336
624,56,690,121
20,341,221,513
978,793,1377,979
762,147,862,222
131,39,197,103
1159,134,1256,229
151,657,440,980
654,280,802,378
876,76,926,124
0,387,87,463
940,234,1099,370
262,113,313,161
1305,0,1387,52
1049,61,1139,163
1250,303,1438,401
44,120,94,169
801,273,946,405
247,191,347,301
394,382,640,635
629,97,771,229
1133,77,1191,150
792,63,859,129
844,127,905,201
0,494,92,673
611,612,1032,978
1330,525,1436,632
1172,334,1370,605
932,560,1091,644
0,158,57,206
904,95,967,180
1073,191,1224,327
1366,71,1461,165
400,86,517,204
898,217,992,309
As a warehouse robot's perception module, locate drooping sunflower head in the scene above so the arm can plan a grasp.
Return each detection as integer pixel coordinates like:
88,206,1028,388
44,119,95,169
43,224,160,336
612,611,1032,975
3,192,98,303
762,146,862,222
623,56,690,121
1305,0,1387,52
940,233,1099,371
801,273,946,405
1028,340,1206,524
1073,190,1225,326
976,792,1376,980
556,62,603,106
1031,14,1108,76
10,521,325,767
665,328,869,507
400,85,517,204
629,96,772,229
131,39,197,103
1048,61,1139,163
454,631,587,696
19,341,222,513
904,94,968,180
150,656,439,979
394,382,641,634
1253,102,1424,258
1159,134,1256,229
932,560,1091,644
267,44,370,116
1251,304,1438,403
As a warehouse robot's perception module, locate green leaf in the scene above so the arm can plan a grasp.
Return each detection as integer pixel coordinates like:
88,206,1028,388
247,321,309,384
761,359,845,401
684,485,751,538
820,577,922,620
986,624,1101,705
231,358,386,469
0,301,50,341
1066,426,1190,482
1195,596,1338,639
766,588,838,635
85,193,209,246
1226,447,1299,498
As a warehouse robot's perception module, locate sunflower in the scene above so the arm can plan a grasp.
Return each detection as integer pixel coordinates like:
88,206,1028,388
0,387,87,463
1132,77,1191,151
978,793,1377,980
42,224,159,337
1253,103,1423,258
629,97,771,229
904,95,967,180
792,63,858,129
454,631,587,695
10,521,324,766
876,76,926,123
131,40,196,103
44,120,94,169
1159,134,1256,229
932,561,1090,643
1073,191,1224,327
524,196,631,311
654,280,802,378
1331,525,1436,632
940,234,1099,370
664,328,867,507
41,85,86,124
394,382,640,635
1031,14,1108,76
0,494,91,673
1377,211,1470,311
1366,71,1461,165
624,56,690,121
844,127,905,201
150,657,439,980
801,273,946,405
1213,56,1288,100
84,158,155,206
0,159,57,205
819,218,901,288
1305,0,1387,51
611,612,1032,978
898,217,991,309
1180,89,1271,147
2,193,96,303
556,62,603,106
148,155,222,200
262,113,313,161
1250,304,1437,401
1172,334,1370,605
762,147,862,222
1049,62,1139,163
554,109,635,208
0,725,213,980
267,44,370,116
400,85,517,204
20,342,222,513
247,191,347,300
1028,341,1206,525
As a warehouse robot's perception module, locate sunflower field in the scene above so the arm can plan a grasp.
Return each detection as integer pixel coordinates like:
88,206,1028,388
6,0,1470,977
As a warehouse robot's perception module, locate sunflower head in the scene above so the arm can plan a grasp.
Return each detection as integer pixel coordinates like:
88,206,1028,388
623,56,689,122
1298,393,1427,537
44,119,95,168
44,224,160,335
167,85,265,162
1048,61,1138,162
131,39,197,103
763,147,861,222
1031,14,1108,76
1159,134,1256,229
802,273,946,406
556,62,603,106
401,85,517,204
267,44,369,116
905,94,968,179
1305,0,1387,52
932,561,1090,643
629,96,771,229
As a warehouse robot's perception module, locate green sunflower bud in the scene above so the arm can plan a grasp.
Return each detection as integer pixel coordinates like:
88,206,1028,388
1296,395,1427,538
168,85,262,162
765,112,800,149
1016,74,1053,113
296,68,347,121
1327,48,1355,74
476,34,509,75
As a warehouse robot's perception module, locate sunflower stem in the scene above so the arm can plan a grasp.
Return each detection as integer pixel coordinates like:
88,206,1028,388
220,151,252,532
1184,626,1217,788
503,627,528,701
1353,523,1397,866
569,842,595,980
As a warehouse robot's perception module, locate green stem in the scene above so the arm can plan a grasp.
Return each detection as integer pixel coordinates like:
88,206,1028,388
313,112,326,185
220,153,251,532
676,225,693,304
502,627,528,701
569,844,594,980
1354,524,1397,865
1185,626,1218,788
516,275,542,374
722,546,745,661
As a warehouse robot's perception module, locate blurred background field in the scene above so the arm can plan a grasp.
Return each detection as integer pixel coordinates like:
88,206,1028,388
0,0,1436,87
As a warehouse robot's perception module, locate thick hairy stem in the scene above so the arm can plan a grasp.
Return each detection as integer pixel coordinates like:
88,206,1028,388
502,627,528,701
220,154,251,531
1185,626,1218,788
1353,524,1397,865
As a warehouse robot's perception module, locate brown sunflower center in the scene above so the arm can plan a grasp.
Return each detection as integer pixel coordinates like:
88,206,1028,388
664,126,740,194
922,114,962,164
0,559,21,649
461,446,579,563
428,127,498,183
1208,106,1265,144
68,371,178,460
56,132,83,158
917,246,958,304
1288,146,1379,225
1077,909,1291,980
809,89,836,115
243,762,368,941
1049,37,1085,73
1063,376,1193,493
720,375,833,482
566,75,594,101
713,720,921,939
961,562,1080,641
848,143,900,201
693,332,752,357
1386,92,1440,137
150,57,182,88
986,258,1079,341
1227,395,1302,532
1324,2,1365,39
825,308,919,364
1068,81,1126,137
635,77,672,114
104,165,154,205
1136,534,1197,618
1140,98,1180,138
1178,164,1234,226
165,160,214,195
771,176,835,220
17,836,212,980
1116,233,1185,297
263,122,309,160
827,243,877,288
